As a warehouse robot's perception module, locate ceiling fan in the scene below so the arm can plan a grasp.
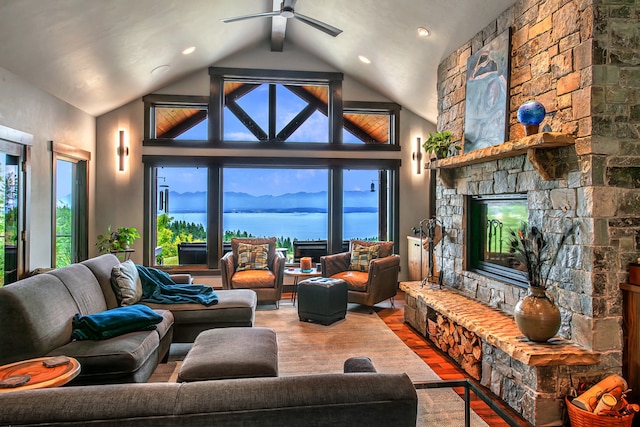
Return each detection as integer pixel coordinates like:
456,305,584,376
221,0,343,38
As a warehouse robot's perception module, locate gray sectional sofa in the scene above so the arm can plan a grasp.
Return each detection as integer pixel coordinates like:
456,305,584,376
0,362,418,426
0,254,257,384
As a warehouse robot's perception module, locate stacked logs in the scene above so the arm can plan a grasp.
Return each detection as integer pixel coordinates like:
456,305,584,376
428,313,482,380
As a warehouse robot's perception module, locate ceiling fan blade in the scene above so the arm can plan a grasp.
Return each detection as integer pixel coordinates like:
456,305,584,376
222,11,280,24
293,12,343,37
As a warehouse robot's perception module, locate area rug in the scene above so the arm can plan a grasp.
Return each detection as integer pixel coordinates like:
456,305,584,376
258,304,489,427
151,304,489,426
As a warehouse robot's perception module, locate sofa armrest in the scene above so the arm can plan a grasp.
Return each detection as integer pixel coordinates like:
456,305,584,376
170,274,193,284
220,251,236,289
343,357,377,373
321,252,351,277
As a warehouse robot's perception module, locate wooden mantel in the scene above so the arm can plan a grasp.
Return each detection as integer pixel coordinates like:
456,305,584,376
426,132,575,188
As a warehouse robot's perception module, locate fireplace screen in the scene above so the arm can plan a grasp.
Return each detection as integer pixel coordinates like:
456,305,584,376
467,194,529,287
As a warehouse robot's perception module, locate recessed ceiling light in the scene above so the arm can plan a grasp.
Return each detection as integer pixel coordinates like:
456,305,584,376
151,65,170,75
182,46,196,55
417,27,430,37
358,55,371,64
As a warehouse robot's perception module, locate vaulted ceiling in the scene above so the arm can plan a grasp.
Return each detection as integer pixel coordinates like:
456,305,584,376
0,0,517,123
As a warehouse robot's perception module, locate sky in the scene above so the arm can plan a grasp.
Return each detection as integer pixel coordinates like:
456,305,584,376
158,167,377,196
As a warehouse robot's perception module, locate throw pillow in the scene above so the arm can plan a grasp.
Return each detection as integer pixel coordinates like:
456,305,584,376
111,260,143,306
349,243,380,272
236,243,270,271
350,239,394,258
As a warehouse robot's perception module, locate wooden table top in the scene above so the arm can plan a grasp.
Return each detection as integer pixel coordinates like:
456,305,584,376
0,356,80,392
284,268,322,277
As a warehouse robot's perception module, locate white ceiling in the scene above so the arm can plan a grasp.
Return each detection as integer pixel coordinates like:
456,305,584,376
0,0,517,123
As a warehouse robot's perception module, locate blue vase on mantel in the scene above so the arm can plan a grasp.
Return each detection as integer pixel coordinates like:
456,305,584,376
517,100,546,136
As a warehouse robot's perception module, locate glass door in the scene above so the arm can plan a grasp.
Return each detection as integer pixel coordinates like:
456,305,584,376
0,148,21,286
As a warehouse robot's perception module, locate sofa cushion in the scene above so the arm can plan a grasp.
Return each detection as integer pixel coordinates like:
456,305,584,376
48,329,160,377
142,289,256,326
236,243,269,271
48,263,108,314
348,243,379,272
81,254,121,309
110,260,143,306
350,240,394,258
0,275,78,365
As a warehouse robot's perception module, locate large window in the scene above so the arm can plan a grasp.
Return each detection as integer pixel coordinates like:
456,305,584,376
143,68,400,270
467,194,529,287
150,165,392,267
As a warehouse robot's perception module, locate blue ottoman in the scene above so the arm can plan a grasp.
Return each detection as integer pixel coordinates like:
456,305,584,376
297,277,348,325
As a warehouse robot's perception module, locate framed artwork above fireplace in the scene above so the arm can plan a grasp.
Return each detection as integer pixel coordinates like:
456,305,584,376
463,28,511,154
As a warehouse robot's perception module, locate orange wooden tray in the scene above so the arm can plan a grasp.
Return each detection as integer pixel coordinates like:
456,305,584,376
0,356,80,392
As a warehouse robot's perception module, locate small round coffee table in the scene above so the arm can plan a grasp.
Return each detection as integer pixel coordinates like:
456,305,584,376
285,268,322,305
0,356,80,392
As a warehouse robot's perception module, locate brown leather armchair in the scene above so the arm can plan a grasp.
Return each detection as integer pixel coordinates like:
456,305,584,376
220,237,285,307
320,240,400,307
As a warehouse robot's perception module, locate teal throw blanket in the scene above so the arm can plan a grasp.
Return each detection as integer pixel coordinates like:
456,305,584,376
72,304,163,341
136,264,219,306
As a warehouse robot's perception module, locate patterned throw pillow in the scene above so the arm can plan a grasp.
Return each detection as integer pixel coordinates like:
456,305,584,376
348,243,380,272
236,243,270,271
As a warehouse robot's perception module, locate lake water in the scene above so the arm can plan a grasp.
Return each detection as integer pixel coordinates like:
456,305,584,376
168,211,378,240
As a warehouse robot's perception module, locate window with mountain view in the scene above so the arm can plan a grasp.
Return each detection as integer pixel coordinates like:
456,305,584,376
144,68,399,269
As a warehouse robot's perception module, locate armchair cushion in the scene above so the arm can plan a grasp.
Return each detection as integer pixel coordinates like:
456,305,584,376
236,243,269,271
231,270,277,289
348,243,380,272
332,270,368,292
350,240,394,258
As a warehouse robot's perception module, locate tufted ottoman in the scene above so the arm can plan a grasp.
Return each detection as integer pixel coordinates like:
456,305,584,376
297,277,348,325
177,327,278,382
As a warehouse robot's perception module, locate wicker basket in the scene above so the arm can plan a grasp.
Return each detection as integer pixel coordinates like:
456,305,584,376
566,397,634,427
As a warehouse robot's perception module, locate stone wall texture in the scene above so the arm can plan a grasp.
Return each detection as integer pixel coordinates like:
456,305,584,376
433,0,640,424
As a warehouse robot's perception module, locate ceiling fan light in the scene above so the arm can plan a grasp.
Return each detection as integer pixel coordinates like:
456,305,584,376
281,6,294,18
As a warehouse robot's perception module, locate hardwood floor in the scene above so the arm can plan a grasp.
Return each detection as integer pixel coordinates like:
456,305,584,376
373,290,533,427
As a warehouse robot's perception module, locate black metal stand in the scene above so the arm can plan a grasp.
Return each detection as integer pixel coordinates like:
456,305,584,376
413,378,523,427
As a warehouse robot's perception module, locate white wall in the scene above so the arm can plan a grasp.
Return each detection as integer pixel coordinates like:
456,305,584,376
0,65,96,270
95,43,435,280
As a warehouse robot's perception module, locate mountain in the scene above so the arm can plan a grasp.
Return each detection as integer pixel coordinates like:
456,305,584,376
167,191,377,213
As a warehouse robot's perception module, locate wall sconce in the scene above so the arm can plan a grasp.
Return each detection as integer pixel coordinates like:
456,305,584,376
117,130,129,172
412,137,422,174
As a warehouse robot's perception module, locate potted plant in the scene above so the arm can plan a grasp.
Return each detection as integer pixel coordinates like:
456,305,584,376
507,222,576,342
422,131,461,159
96,225,141,254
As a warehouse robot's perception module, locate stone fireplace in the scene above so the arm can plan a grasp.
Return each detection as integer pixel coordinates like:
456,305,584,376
402,1,640,426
